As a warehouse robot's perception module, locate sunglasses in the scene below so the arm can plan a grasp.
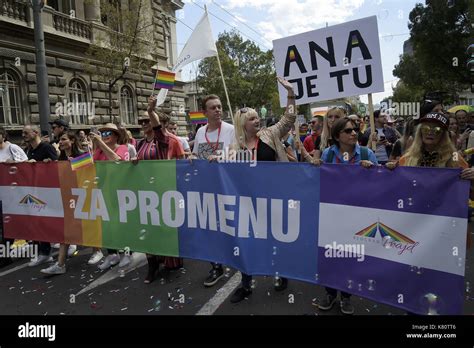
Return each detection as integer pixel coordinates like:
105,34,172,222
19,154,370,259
101,130,114,137
341,127,359,134
420,125,443,135
139,119,150,125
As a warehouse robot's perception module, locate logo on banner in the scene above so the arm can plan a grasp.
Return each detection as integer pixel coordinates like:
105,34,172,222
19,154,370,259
353,220,419,255
19,194,47,212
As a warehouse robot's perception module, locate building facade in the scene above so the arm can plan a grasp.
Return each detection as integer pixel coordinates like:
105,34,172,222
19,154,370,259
0,0,188,141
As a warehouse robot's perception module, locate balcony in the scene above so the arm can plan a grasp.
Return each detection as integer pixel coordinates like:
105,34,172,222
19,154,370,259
0,0,28,23
52,11,91,40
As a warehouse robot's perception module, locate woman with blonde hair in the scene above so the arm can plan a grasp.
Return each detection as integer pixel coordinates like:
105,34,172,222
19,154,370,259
314,107,347,159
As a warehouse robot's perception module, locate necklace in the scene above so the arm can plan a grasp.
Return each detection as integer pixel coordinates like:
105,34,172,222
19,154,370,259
205,123,222,154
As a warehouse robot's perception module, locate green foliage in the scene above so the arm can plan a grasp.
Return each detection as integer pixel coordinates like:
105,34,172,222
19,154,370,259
393,0,471,100
83,0,157,84
197,31,283,115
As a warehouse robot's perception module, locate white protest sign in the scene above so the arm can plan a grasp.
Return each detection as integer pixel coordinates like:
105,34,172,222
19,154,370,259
273,16,384,107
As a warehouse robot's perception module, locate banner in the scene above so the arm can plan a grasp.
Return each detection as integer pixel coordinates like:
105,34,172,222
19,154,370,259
0,162,469,314
273,16,384,106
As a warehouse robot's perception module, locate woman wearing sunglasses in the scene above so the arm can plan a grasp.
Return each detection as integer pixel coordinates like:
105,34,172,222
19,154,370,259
137,96,185,284
89,123,131,270
387,112,473,250
314,107,347,161
40,131,84,275
316,117,377,315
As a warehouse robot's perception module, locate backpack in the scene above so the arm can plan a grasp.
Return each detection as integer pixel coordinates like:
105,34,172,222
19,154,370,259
326,146,369,163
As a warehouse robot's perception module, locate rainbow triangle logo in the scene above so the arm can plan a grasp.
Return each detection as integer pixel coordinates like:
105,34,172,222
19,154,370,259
355,220,415,244
19,194,46,205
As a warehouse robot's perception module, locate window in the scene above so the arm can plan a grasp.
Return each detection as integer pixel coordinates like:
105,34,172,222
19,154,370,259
0,71,22,125
48,0,76,15
101,0,123,32
68,78,88,125
120,86,135,125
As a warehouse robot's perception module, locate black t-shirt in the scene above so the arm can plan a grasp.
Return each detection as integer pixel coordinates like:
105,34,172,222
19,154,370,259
390,139,402,159
26,142,58,161
256,140,276,161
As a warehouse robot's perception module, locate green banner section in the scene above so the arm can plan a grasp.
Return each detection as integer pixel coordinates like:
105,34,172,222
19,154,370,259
96,160,179,256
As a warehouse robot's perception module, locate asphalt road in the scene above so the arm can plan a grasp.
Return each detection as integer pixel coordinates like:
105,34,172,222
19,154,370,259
0,245,472,316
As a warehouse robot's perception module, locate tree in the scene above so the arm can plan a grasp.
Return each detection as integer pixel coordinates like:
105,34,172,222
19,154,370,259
83,0,158,121
197,31,284,116
393,0,470,101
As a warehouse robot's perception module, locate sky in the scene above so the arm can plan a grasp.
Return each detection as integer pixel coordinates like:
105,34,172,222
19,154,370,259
175,0,423,105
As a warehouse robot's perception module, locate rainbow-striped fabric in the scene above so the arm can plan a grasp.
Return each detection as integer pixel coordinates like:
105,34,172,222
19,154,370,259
189,111,207,124
70,152,93,171
154,70,176,90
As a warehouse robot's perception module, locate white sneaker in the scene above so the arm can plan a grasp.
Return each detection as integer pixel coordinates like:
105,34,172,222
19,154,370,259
28,254,53,267
88,250,104,265
51,243,60,249
67,245,77,257
98,254,120,270
41,262,66,275
118,254,132,268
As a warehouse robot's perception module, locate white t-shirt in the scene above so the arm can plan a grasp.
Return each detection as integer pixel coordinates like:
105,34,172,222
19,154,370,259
179,137,190,152
192,121,235,159
0,142,28,162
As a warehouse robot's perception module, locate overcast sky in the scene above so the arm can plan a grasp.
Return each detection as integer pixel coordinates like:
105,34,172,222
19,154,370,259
176,0,423,104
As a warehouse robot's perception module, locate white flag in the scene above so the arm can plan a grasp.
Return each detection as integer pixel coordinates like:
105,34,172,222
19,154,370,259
155,11,218,106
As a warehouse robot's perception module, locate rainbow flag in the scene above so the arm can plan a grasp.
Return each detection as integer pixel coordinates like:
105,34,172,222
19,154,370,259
154,70,176,90
189,111,207,124
70,152,93,171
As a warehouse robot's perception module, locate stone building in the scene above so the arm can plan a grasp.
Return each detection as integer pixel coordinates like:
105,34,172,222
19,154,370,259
0,0,187,141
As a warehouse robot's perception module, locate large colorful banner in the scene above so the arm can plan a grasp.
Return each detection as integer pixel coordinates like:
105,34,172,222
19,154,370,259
0,161,469,314
273,16,384,106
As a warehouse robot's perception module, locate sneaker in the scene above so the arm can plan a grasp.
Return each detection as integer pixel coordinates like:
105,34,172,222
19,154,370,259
28,254,53,267
230,287,252,303
203,267,224,287
98,254,120,270
40,262,66,275
67,245,77,257
88,250,104,265
274,277,288,292
317,294,337,311
340,297,354,315
118,254,132,268
51,243,60,249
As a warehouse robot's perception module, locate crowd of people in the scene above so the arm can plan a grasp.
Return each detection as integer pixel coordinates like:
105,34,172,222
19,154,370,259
1,77,473,315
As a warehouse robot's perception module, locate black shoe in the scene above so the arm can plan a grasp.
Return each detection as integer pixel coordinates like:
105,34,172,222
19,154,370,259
274,277,288,292
340,297,354,315
317,294,337,311
230,287,252,303
203,267,224,287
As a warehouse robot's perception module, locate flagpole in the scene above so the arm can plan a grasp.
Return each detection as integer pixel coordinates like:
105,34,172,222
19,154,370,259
205,5,234,124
